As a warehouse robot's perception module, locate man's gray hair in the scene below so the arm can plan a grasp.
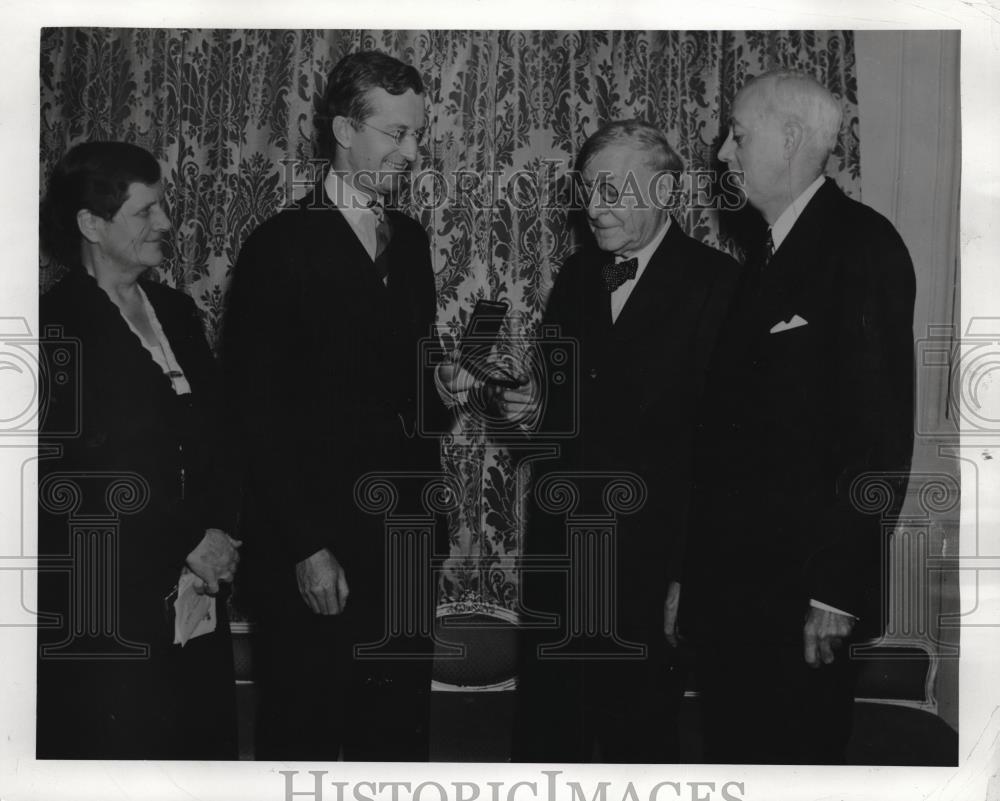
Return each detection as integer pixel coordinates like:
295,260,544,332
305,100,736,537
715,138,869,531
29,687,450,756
742,69,843,166
576,119,684,174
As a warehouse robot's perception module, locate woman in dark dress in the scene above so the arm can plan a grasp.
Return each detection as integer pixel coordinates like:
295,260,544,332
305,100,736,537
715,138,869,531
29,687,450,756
37,142,240,759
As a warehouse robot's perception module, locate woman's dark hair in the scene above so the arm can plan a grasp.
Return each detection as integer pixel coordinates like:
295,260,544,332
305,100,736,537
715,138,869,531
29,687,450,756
315,50,424,160
40,141,161,269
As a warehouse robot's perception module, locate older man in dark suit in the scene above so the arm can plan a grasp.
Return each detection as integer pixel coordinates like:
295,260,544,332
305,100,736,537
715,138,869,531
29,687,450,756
222,50,450,761
507,120,739,762
682,69,916,764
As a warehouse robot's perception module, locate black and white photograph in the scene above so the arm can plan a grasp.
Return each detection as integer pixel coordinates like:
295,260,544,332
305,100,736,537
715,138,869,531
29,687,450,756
1,2,997,800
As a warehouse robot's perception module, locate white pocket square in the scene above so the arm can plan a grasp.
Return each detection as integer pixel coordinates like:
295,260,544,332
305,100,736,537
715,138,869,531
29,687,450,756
770,314,809,334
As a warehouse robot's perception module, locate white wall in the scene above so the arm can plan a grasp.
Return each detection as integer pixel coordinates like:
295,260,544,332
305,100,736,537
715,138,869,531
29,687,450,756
855,29,962,731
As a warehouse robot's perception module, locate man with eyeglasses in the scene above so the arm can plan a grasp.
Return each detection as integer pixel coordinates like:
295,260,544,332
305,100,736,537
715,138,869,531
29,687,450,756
223,50,448,761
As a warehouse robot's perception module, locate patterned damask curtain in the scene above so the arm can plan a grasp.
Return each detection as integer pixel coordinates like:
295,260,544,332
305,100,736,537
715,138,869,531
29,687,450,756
39,29,860,618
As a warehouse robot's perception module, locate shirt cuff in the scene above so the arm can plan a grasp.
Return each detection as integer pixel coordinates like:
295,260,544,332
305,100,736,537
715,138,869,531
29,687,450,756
434,362,471,408
809,598,857,619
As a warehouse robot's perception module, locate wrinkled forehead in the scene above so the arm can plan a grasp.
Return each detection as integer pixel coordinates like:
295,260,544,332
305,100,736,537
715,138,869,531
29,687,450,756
581,143,651,183
730,81,769,126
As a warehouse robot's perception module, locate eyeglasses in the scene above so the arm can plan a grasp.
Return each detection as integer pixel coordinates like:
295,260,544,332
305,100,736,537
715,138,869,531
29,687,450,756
356,120,427,147
578,176,622,205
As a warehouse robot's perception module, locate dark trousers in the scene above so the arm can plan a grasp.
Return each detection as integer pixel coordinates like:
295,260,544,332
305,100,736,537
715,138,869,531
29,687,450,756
253,597,432,762
37,620,237,760
514,634,686,763
695,640,857,764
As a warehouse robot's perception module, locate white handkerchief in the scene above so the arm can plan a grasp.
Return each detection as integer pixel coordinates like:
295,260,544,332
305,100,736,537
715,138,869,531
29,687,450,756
173,568,217,646
770,314,809,334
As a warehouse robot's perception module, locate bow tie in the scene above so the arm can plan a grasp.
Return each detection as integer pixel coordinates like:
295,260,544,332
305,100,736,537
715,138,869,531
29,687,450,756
600,257,638,292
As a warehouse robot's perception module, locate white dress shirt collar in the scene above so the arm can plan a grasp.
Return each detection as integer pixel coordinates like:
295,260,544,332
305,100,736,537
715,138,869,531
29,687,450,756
619,215,672,272
610,216,672,323
323,170,381,261
770,174,826,251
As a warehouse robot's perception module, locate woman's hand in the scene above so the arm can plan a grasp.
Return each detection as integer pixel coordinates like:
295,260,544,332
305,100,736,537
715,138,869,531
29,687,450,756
186,528,242,595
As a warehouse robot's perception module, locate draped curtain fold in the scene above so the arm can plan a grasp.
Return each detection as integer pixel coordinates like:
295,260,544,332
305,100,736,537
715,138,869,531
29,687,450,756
39,28,860,617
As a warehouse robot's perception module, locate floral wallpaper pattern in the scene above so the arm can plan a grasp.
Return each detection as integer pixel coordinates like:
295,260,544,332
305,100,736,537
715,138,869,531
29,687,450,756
40,28,860,618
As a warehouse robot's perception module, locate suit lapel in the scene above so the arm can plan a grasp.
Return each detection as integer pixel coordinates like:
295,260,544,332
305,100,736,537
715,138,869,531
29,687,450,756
300,189,388,295
610,221,688,341
753,178,840,335
580,246,614,337
763,179,837,292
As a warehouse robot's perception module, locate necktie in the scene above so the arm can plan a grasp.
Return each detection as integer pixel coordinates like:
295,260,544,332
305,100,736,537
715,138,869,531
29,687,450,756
762,228,775,267
600,257,638,293
369,199,393,280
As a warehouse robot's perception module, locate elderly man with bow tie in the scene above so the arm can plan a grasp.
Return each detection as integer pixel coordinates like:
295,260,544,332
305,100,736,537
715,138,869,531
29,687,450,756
508,119,739,763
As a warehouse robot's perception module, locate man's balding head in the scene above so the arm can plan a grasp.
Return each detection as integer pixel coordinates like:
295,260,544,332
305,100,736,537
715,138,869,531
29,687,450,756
738,70,843,176
720,70,843,223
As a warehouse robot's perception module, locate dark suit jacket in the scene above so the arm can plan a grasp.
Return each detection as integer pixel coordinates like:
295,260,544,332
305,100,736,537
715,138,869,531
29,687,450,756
40,270,234,585
222,185,448,611
527,219,739,642
38,270,237,759
683,178,916,642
